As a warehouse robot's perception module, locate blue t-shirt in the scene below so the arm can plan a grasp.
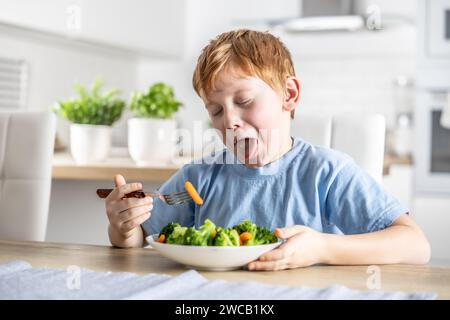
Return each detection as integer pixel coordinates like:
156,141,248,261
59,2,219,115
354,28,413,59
142,137,408,236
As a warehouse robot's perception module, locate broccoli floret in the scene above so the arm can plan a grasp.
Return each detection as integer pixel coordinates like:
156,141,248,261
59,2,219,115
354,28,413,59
233,220,277,245
213,228,240,246
200,219,217,245
233,219,257,235
159,222,181,238
213,229,232,246
199,219,216,236
253,226,278,245
228,229,240,246
159,219,277,246
166,226,187,244
233,220,257,246
184,219,217,246
184,227,208,246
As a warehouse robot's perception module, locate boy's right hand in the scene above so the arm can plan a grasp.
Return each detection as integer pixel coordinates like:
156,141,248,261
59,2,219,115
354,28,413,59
105,174,153,239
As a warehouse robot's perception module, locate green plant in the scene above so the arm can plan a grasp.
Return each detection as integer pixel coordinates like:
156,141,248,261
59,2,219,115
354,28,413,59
53,78,125,125
130,82,182,119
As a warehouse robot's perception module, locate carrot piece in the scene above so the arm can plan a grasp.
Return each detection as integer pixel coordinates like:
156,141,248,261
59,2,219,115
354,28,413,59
184,181,204,205
158,234,166,243
239,232,252,245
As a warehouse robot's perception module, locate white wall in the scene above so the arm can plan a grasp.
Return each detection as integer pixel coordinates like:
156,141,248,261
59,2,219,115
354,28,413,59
0,22,139,146
184,0,299,58
293,55,415,129
0,0,186,57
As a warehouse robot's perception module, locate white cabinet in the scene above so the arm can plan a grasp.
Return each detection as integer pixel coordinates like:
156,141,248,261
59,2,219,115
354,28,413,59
383,165,450,262
413,196,450,262
382,165,413,209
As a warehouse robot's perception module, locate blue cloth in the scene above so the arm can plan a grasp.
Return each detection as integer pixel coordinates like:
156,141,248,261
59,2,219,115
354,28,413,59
142,137,408,236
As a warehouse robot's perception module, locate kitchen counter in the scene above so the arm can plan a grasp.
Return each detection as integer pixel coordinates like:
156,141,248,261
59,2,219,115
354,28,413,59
1,240,448,299
383,153,413,175
52,151,187,183
53,151,412,183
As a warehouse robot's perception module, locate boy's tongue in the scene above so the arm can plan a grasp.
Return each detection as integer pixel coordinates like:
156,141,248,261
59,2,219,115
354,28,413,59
236,138,258,162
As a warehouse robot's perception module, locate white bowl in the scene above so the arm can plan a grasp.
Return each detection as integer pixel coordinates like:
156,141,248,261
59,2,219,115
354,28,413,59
146,234,282,271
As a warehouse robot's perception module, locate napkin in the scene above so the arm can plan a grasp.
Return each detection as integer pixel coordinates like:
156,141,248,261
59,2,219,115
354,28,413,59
0,261,437,300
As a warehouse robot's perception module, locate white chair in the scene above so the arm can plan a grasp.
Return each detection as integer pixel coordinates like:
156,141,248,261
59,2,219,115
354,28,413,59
291,113,386,184
0,111,56,241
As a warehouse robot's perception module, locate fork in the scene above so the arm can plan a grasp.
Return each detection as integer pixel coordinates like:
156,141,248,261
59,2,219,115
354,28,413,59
96,189,192,205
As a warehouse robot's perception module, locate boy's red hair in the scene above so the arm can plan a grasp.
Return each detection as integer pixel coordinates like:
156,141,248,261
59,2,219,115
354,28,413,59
192,29,296,118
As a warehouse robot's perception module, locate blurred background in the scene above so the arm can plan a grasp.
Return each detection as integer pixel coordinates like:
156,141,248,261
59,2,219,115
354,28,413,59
0,0,449,262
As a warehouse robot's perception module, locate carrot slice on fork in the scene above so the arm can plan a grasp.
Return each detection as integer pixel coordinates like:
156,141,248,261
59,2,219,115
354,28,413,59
184,181,204,205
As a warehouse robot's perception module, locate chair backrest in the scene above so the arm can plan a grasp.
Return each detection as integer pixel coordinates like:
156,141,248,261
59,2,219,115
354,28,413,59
0,111,56,241
291,113,386,184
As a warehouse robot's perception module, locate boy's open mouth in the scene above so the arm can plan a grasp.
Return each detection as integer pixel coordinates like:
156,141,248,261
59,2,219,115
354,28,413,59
234,137,258,162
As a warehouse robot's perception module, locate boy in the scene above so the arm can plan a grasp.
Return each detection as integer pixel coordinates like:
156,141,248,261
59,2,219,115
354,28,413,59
104,29,430,270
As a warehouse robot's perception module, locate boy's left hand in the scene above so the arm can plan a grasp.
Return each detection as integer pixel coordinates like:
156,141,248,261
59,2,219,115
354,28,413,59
247,225,327,271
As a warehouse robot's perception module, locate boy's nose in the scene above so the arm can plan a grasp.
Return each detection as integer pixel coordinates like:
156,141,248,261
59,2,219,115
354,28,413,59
223,109,242,129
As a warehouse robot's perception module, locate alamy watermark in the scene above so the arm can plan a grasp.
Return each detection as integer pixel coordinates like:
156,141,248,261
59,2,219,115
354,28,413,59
366,5,382,31
66,4,82,35
170,121,283,175
66,265,81,290
366,265,381,290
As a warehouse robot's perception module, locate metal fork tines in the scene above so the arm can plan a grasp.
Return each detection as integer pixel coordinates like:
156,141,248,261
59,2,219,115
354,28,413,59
162,191,191,205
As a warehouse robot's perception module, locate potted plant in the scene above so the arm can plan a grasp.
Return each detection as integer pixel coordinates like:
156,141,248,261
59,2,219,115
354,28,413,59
53,78,125,164
128,82,182,165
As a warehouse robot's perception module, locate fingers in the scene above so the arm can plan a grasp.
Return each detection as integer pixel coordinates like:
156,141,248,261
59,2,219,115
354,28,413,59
248,243,295,271
105,174,152,237
116,202,153,224
107,197,152,224
275,225,309,240
106,182,143,201
247,259,287,271
114,174,126,187
248,234,304,271
114,197,153,214
258,239,297,262
119,211,151,234
258,247,288,262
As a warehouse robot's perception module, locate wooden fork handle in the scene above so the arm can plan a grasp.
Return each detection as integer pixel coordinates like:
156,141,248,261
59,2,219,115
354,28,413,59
96,188,146,199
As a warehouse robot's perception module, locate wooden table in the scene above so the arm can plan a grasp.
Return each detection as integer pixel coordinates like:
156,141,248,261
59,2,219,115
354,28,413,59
1,240,449,299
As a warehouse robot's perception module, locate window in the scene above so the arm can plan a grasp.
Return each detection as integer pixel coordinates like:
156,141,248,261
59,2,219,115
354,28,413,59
446,10,450,39
0,57,27,110
430,110,450,173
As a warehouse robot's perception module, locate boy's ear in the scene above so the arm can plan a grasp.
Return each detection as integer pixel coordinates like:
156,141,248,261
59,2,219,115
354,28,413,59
282,77,300,113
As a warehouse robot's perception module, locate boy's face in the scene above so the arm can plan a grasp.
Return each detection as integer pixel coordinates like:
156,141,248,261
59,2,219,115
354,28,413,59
202,68,298,167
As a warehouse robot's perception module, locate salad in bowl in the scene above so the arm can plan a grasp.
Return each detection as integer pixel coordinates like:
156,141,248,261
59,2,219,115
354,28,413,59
146,219,282,271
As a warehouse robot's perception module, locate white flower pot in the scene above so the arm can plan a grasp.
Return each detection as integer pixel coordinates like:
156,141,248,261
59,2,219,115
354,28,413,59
70,124,112,164
128,118,177,165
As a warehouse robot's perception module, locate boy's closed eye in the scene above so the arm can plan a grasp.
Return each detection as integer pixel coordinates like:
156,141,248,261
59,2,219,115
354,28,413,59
235,98,252,106
209,100,251,117
209,106,223,117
